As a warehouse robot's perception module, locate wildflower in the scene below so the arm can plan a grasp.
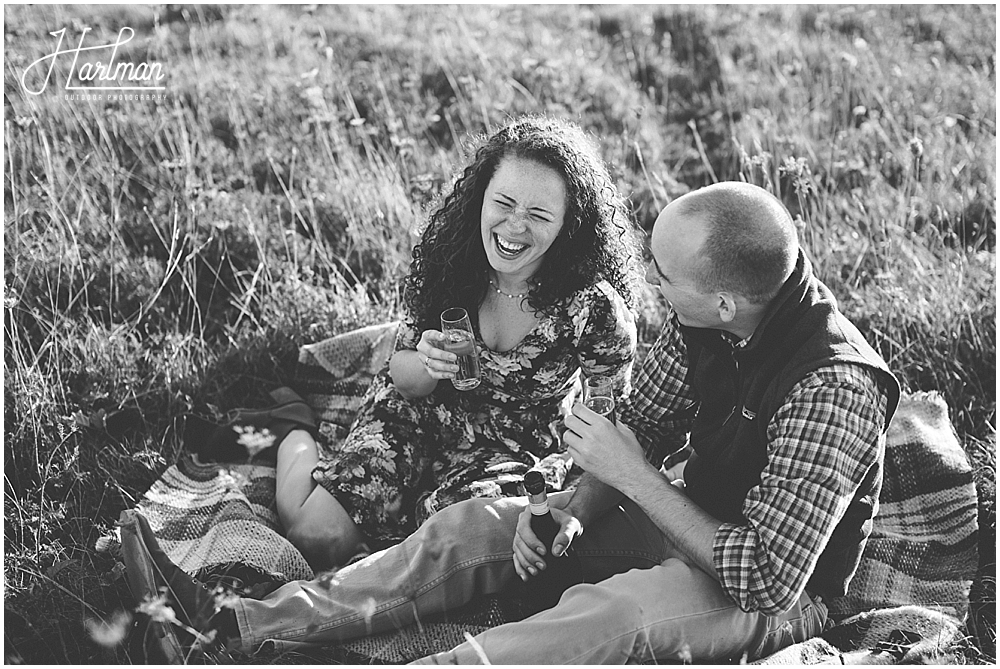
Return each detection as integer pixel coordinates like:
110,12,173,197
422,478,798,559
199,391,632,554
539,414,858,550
201,628,219,645
138,591,179,625
677,643,693,664
232,425,275,458
909,137,924,159
85,610,133,647
94,530,121,556
359,597,377,625
213,589,241,610
780,157,815,197
301,85,325,110
317,570,342,590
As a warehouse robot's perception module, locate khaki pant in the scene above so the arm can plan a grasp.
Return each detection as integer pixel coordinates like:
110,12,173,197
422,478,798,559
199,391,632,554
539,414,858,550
234,494,827,663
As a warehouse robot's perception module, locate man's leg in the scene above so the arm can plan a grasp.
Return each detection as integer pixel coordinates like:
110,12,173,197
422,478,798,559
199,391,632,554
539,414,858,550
233,495,673,654
233,494,520,652
415,557,828,664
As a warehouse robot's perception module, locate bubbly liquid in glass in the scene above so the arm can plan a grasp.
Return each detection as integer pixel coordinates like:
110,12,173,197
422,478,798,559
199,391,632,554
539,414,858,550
443,330,481,390
585,396,615,420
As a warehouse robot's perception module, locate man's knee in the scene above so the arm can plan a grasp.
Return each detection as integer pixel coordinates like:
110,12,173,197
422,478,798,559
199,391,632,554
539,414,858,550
565,580,645,628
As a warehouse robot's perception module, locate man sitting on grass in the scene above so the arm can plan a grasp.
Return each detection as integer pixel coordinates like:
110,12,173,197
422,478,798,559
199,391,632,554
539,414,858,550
135,181,899,663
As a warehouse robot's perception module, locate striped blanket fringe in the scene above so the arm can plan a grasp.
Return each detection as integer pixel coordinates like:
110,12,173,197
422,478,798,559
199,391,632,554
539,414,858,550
131,324,979,664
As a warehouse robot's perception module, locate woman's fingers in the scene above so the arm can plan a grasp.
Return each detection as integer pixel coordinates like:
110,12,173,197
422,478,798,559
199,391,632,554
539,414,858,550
417,331,460,378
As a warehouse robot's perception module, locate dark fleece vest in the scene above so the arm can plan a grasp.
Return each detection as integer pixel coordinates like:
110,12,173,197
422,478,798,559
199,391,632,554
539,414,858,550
680,251,900,601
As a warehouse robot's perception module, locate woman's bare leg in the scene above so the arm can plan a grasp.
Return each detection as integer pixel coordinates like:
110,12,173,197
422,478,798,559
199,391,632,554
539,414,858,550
275,430,366,571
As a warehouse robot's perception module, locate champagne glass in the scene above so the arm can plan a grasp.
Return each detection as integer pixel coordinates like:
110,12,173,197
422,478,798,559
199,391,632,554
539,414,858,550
583,376,616,421
440,307,482,390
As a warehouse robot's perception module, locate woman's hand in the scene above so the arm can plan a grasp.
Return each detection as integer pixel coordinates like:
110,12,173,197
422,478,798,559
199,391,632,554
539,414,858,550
389,330,459,398
512,495,582,580
415,329,459,381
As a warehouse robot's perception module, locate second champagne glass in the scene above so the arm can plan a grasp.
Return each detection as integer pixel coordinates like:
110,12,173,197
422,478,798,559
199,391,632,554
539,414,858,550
583,375,616,421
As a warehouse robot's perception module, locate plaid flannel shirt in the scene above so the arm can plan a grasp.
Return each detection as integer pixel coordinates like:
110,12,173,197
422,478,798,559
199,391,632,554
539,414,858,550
620,313,888,615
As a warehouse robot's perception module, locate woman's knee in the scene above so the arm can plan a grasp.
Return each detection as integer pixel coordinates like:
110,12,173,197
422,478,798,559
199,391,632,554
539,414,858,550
286,518,362,568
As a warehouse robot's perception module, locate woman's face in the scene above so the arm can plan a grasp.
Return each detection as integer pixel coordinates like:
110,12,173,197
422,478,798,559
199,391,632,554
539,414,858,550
480,156,568,284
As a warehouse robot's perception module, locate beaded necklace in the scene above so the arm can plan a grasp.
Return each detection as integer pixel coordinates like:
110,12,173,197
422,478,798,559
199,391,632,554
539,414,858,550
489,280,527,300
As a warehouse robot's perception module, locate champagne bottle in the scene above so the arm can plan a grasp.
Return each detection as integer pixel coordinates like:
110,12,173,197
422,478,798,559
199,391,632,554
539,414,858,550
521,470,583,614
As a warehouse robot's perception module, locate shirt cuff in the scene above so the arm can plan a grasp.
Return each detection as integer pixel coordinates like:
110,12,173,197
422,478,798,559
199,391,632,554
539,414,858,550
712,522,757,612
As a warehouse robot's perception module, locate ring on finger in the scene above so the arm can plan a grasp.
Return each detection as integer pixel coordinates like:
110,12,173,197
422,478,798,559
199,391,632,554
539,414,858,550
422,354,433,368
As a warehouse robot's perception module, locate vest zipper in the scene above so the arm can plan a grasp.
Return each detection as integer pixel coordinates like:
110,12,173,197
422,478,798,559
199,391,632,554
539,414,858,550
724,344,740,425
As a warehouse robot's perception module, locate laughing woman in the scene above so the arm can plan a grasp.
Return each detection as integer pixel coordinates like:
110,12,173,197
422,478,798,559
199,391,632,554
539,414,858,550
279,117,644,570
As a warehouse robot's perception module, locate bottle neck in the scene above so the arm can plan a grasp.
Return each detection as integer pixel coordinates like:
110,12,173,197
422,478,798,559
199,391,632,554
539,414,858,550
528,492,549,515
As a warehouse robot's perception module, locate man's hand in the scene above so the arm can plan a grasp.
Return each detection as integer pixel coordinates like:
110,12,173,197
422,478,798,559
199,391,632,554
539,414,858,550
563,403,651,494
512,500,582,581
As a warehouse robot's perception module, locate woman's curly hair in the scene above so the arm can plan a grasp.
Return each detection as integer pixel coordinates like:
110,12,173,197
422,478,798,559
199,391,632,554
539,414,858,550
405,115,644,334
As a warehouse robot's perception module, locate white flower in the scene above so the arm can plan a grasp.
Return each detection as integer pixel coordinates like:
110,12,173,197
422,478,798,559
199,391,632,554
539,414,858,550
358,597,377,625
138,592,178,624
301,85,325,110
232,425,275,458
213,589,241,610
85,610,133,647
94,530,121,554
216,469,248,490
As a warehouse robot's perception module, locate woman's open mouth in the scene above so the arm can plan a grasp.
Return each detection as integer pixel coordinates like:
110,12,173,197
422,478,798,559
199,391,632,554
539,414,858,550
494,234,528,259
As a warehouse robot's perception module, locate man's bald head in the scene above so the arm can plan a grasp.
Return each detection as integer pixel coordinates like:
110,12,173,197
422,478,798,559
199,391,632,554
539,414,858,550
671,182,798,305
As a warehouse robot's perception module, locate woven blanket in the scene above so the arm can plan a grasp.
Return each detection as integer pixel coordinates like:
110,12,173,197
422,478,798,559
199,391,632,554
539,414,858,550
132,323,979,664
827,391,979,620
755,605,970,664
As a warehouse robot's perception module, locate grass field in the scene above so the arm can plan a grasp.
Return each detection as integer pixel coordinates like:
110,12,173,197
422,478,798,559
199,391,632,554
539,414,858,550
3,4,995,663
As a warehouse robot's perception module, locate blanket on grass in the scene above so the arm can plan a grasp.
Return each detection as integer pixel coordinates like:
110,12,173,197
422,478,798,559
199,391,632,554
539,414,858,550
132,322,979,663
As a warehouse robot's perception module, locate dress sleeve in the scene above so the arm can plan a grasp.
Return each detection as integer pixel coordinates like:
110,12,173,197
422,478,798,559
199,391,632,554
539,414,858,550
393,311,421,352
571,281,638,398
618,311,697,466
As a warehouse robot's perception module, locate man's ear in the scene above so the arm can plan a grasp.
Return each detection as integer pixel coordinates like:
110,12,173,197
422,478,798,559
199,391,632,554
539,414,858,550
717,292,738,323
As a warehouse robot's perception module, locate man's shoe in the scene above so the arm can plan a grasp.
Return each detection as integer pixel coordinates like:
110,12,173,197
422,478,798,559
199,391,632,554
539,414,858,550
119,509,239,662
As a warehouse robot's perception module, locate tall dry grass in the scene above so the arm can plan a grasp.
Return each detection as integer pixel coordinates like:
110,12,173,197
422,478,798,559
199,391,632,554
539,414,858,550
3,4,994,663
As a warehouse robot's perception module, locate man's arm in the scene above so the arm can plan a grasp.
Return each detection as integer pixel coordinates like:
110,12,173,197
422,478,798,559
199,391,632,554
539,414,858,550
563,472,624,526
711,365,887,614
566,364,888,614
564,410,721,576
513,314,696,579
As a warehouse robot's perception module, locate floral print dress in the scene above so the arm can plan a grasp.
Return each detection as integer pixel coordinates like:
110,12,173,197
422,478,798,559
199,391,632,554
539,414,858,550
312,280,636,545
